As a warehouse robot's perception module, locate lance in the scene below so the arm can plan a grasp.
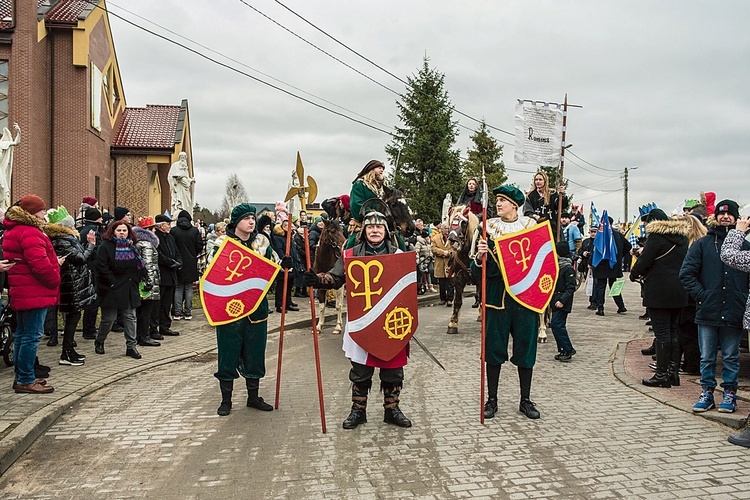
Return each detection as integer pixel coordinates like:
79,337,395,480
411,335,445,370
303,225,327,434
274,218,294,409
480,165,489,424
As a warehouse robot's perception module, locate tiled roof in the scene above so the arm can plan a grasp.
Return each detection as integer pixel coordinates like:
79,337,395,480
112,105,181,149
45,0,95,24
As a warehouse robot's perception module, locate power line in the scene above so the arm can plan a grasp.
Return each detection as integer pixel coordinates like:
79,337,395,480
567,150,620,172
91,2,396,137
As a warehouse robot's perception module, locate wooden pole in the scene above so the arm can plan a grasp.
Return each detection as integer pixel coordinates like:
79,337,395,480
274,220,294,409
480,169,488,424
304,226,327,434
555,94,569,241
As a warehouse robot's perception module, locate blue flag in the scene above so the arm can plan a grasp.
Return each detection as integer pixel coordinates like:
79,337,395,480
588,201,600,229
592,210,618,269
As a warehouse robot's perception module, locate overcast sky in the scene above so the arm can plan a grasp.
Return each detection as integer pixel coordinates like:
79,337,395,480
108,0,750,221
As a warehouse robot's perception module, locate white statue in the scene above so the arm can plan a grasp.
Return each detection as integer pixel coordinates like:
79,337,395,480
287,169,301,218
168,151,195,217
0,123,21,212
441,193,452,224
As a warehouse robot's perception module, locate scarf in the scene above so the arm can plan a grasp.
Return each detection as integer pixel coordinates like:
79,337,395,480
113,237,146,273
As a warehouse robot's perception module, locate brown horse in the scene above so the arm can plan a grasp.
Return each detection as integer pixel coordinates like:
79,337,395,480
446,205,481,334
313,219,346,334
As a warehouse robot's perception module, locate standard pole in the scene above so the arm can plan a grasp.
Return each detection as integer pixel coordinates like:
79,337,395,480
623,167,629,224
274,220,294,409
303,226,327,434
480,169,488,424
555,94,569,241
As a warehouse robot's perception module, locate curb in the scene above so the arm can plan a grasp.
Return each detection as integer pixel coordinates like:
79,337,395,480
610,341,744,430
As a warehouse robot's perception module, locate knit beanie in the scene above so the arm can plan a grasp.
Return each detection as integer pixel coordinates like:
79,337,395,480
114,206,130,220
555,240,571,258
82,196,98,206
339,194,351,210
715,199,740,220
230,204,256,226
85,207,103,221
17,194,46,214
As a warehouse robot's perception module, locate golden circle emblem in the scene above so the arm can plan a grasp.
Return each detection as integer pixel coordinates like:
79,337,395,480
538,274,554,294
384,307,413,340
225,299,245,318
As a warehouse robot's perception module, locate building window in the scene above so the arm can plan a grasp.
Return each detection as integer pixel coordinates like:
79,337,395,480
0,61,8,131
90,62,102,131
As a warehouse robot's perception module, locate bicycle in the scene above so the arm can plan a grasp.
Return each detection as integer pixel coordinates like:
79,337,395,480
0,302,14,367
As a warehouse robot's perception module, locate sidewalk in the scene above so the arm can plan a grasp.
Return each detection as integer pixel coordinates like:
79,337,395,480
0,293,359,476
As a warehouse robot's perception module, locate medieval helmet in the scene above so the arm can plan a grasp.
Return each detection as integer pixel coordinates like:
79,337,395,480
359,210,389,243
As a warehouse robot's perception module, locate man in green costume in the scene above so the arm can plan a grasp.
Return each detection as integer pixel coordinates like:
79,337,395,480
471,185,542,420
214,203,292,416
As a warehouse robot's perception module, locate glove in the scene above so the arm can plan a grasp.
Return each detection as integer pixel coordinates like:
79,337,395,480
280,255,293,270
304,269,319,287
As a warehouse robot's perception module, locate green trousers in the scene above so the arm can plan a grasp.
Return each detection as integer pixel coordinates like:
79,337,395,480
214,316,268,381
485,296,539,368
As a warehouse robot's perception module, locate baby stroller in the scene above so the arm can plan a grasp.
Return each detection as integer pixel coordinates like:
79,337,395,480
417,256,433,295
0,302,14,367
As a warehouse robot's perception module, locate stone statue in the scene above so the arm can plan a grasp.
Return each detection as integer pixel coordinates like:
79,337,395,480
0,123,21,212
287,169,301,218
441,193,452,224
168,151,194,217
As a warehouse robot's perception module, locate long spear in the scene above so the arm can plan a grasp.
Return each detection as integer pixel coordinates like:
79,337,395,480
480,165,488,424
274,218,294,409
303,225,327,433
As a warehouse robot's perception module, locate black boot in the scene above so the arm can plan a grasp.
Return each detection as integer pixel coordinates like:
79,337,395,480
94,340,105,355
518,367,541,419
484,363,501,419
668,341,681,387
641,338,656,356
246,378,273,411
343,380,370,429
643,341,672,387
382,382,412,427
596,306,605,316
729,413,750,448
217,380,233,416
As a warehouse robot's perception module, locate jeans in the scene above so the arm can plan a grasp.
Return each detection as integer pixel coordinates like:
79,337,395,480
648,307,680,344
697,324,743,392
14,308,47,385
62,310,82,349
550,310,573,352
97,307,137,349
174,282,194,317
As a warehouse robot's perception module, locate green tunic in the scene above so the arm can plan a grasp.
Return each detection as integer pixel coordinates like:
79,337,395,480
350,179,379,222
214,230,274,381
470,216,539,368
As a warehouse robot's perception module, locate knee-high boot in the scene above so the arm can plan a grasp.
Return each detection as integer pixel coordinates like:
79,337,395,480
484,364,501,419
343,379,371,429
382,381,412,428
668,341,681,387
246,378,273,411
217,380,233,416
642,341,672,388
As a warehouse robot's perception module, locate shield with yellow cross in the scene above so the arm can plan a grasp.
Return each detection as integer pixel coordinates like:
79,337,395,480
495,221,559,313
345,251,418,361
200,238,281,326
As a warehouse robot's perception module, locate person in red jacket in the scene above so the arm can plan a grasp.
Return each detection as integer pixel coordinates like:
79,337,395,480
2,194,61,394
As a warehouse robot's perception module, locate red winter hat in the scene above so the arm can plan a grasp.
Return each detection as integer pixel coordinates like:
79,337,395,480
339,194,351,210
82,196,98,206
17,194,46,214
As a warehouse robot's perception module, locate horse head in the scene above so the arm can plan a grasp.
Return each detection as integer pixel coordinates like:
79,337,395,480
384,188,415,238
448,204,479,256
313,218,345,273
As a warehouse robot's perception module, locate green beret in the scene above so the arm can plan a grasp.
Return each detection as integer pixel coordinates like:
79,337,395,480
313,215,323,224
230,203,256,226
492,185,525,208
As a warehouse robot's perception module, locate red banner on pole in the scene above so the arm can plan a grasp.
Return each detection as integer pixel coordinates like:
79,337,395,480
200,238,281,326
495,221,558,314
345,251,418,362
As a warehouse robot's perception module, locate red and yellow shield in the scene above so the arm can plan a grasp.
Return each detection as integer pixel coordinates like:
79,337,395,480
494,221,558,313
200,238,281,326
345,251,418,361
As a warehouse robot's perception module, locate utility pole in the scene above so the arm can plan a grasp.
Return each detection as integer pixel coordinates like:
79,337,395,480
623,166,638,223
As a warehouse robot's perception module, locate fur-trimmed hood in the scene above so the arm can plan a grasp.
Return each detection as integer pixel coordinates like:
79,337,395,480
43,223,79,239
3,205,44,230
133,226,160,247
646,219,689,237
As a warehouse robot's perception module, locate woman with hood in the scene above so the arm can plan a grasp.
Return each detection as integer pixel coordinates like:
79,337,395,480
630,209,689,388
44,206,97,366
133,216,162,348
457,178,484,219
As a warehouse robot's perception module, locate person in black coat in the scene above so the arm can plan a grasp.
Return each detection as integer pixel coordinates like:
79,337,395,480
551,242,577,361
155,214,182,337
631,209,689,388
94,220,147,359
45,209,97,365
592,217,632,315
79,208,104,339
271,219,299,313
579,226,598,309
170,210,202,320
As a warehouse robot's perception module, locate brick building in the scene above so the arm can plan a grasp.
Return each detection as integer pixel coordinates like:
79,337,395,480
0,0,193,219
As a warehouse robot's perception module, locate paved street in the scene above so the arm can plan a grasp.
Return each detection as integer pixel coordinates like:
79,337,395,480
2,283,750,498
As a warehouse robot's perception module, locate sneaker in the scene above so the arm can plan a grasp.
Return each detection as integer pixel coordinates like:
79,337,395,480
555,351,573,362
183,314,193,320
173,314,182,321
693,391,715,413
59,350,84,366
718,390,737,413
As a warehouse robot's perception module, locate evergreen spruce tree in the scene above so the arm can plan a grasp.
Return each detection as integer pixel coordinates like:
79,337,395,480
385,57,462,223
462,121,507,191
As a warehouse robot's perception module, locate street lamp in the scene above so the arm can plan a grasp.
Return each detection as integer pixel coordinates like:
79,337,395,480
623,166,638,223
